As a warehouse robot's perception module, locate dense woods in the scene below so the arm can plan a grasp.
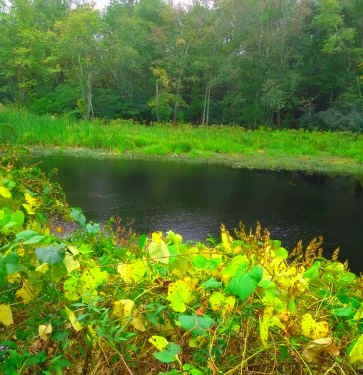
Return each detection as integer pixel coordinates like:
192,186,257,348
0,0,362,129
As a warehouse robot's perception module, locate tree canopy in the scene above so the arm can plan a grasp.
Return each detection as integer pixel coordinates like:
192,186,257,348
0,0,362,129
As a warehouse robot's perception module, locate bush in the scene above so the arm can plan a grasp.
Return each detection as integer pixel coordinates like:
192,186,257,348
317,93,363,132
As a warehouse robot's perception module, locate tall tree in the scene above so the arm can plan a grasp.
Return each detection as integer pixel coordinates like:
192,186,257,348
56,5,103,119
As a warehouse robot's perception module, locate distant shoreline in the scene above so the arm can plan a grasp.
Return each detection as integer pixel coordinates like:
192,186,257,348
28,146,363,178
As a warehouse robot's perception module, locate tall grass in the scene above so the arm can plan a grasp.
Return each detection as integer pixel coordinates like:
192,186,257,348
1,107,363,164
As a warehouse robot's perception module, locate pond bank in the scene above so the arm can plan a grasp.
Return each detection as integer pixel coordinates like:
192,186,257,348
28,146,363,178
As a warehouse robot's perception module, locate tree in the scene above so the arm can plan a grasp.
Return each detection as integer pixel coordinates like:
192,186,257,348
55,5,103,119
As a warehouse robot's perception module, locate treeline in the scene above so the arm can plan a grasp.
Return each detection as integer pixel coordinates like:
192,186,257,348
0,0,362,130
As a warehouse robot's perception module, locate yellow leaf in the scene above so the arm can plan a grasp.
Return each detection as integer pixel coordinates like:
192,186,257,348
24,192,38,207
221,224,233,251
39,324,52,340
63,254,80,273
68,245,79,255
301,313,329,339
117,261,149,283
167,279,193,312
16,280,39,303
188,336,207,348
148,239,170,264
16,245,25,256
0,186,11,198
22,203,36,215
131,316,146,332
152,232,163,243
36,263,49,273
209,291,236,317
7,272,21,284
149,335,169,350
0,305,13,326
65,307,83,331
115,299,134,317
259,307,273,348
86,325,98,347
353,303,363,321
209,291,225,311
223,296,236,316
349,334,363,364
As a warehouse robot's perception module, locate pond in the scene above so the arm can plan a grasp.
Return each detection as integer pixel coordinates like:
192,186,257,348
31,155,363,274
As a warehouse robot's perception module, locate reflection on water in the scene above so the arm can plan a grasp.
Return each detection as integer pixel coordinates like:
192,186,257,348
29,155,363,274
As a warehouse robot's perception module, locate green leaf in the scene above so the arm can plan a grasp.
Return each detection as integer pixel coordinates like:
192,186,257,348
337,272,356,286
0,208,11,228
183,364,203,375
15,230,40,241
165,231,183,245
158,370,180,375
138,234,147,251
201,277,222,289
11,211,24,227
145,303,167,326
349,334,363,363
51,263,68,281
0,255,5,287
86,223,100,234
35,243,66,265
3,180,16,189
23,235,46,245
304,261,320,278
4,251,20,275
226,266,263,301
27,351,47,365
273,247,288,260
178,314,215,336
193,254,208,269
153,342,181,363
331,307,353,317
271,240,281,249
70,208,86,228
222,255,249,284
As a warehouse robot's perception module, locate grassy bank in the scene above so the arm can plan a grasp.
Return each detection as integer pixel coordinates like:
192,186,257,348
1,107,363,176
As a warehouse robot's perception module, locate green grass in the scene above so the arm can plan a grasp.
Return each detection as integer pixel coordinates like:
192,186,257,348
1,107,363,175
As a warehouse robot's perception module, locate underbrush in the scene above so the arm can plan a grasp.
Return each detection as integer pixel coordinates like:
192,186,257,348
1,148,363,374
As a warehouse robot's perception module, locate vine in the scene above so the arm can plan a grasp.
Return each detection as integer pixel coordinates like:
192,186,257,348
0,149,362,374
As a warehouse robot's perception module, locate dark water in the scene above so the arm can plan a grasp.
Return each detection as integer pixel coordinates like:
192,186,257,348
31,155,363,274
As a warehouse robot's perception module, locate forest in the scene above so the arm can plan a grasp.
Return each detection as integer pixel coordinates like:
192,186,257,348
0,0,362,129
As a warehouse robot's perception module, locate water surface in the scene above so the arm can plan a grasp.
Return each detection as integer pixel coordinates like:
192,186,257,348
31,155,363,274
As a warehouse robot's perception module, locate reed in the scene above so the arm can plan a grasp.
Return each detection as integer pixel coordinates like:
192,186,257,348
1,108,363,166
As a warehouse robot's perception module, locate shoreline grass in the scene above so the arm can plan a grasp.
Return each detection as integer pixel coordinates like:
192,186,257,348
1,107,363,176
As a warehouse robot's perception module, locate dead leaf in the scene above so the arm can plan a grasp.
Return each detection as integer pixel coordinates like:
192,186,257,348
39,324,52,340
302,337,339,362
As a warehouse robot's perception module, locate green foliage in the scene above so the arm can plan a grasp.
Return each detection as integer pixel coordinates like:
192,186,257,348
1,149,363,374
0,0,362,126
1,107,363,175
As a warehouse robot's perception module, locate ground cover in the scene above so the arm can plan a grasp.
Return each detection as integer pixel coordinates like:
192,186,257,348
1,148,363,374
1,108,363,176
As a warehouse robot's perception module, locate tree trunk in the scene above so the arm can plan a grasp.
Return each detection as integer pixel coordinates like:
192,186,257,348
155,81,160,122
86,72,94,120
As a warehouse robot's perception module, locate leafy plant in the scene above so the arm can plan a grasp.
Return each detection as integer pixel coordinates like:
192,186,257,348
1,148,362,374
